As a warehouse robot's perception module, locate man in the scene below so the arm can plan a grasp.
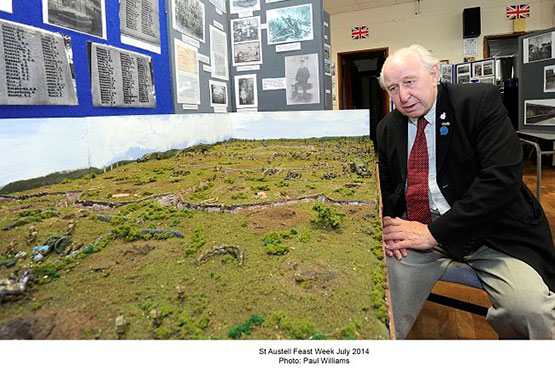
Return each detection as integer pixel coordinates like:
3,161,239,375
377,44,555,339
294,58,310,99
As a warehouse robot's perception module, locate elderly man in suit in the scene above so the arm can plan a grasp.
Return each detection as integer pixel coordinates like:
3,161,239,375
377,44,555,339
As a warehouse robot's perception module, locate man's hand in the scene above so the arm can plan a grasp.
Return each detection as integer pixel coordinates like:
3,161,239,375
382,216,438,259
384,239,407,260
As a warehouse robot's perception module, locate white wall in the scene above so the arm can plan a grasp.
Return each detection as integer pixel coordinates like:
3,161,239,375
230,110,369,139
330,0,555,107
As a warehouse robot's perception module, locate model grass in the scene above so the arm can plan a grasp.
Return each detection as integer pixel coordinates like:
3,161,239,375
0,137,388,339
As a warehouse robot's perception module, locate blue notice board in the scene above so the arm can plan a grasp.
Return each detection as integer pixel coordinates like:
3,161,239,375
0,0,173,119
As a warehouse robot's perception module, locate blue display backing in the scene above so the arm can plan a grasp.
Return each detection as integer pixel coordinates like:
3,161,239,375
0,0,173,119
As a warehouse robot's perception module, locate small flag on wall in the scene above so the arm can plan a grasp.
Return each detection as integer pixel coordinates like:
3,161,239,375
506,4,531,20
351,26,369,39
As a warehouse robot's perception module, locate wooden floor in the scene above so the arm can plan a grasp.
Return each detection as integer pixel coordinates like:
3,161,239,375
406,158,555,339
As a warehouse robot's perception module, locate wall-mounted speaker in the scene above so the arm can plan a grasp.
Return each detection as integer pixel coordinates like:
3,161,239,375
463,7,481,38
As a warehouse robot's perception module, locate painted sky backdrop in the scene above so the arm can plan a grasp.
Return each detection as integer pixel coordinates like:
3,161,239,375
0,110,368,187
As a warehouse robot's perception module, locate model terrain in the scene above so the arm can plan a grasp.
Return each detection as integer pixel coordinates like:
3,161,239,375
0,137,388,340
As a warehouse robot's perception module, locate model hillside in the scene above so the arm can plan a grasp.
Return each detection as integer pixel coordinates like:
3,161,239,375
0,137,389,340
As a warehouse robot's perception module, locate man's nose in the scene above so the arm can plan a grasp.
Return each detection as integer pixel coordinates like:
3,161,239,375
398,87,410,102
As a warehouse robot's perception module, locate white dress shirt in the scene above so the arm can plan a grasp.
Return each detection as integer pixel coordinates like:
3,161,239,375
407,102,451,215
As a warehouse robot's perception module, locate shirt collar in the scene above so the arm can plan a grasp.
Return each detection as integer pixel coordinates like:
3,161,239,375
408,99,437,126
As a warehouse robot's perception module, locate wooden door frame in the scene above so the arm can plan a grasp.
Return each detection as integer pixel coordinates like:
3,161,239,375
336,47,389,115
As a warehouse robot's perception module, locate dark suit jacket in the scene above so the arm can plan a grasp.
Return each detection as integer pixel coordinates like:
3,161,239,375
377,82,555,291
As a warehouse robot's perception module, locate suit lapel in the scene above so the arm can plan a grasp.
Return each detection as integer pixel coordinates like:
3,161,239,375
435,83,454,175
392,111,408,182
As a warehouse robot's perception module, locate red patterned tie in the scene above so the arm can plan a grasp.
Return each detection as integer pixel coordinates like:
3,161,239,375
406,117,432,224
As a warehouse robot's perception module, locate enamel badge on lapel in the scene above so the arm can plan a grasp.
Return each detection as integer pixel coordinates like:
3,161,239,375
439,112,449,135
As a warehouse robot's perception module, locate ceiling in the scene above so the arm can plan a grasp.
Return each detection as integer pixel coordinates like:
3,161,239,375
323,0,415,15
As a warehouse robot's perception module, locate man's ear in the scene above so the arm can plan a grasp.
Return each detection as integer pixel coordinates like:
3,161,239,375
430,64,440,83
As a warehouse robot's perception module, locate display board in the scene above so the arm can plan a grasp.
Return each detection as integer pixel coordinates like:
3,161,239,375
0,0,330,117
0,0,173,119
519,27,555,131
453,58,496,85
166,0,231,113
228,0,331,112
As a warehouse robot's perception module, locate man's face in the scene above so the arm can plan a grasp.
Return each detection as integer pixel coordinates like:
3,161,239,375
383,53,439,118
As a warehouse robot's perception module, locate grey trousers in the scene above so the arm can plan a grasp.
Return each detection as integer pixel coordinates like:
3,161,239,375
387,245,555,339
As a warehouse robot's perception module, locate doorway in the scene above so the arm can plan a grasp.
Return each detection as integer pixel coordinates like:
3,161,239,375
337,48,389,149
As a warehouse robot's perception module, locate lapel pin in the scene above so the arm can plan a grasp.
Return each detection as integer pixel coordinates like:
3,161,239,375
441,121,450,126
440,126,449,135
440,112,446,120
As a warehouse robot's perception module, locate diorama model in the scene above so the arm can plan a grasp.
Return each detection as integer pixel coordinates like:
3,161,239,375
0,138,388,340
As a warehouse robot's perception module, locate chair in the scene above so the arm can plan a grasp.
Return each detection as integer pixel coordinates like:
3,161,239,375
428,262,491,317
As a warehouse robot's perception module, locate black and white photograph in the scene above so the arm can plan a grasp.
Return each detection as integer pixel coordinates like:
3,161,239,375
172,0,205,43
456,63,470,75
479,77,494,85
234,74,257,108
324,44,331,76
210,25,229,80
525,99,555,126
473,62,482,77
43,0,106,39
524,32,554,63
231,16,260,44
285,53,320,105
120,0,161,54
267,4,313,45
457,74,470,84
232,41,262,66
209,80,227,107
545,65,555,92
483,60,494,76
456,63,470,84
230,0,260,14
440,64,452,83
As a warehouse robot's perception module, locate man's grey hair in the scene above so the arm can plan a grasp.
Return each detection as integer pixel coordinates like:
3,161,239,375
378,44,440,89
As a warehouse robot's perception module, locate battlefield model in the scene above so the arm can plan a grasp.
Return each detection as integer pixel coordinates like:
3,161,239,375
0,137,388,340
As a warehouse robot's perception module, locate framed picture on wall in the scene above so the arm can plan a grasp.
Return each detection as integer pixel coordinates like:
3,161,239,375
482,60,494,76
232,41,262,66
267,4,313,45
172,0,205,43
544,65,555,92
473,62,483,78
209,80,228,108
440,64,453,83
231,16,260,44
456,63,471,84
285,53,320,105
479,77,494,85
234,74,258,108
230,0,260,14
523,31,554,64
43,0,107,39
524,99,555,126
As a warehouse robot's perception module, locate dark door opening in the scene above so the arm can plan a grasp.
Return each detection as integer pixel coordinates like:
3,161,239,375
337,48,389,151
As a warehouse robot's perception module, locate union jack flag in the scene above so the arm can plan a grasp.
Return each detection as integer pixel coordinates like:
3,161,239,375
506,4,531,20
351,26,369,39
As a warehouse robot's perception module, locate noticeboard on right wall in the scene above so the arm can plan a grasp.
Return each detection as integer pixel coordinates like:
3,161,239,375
519,26,555,132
